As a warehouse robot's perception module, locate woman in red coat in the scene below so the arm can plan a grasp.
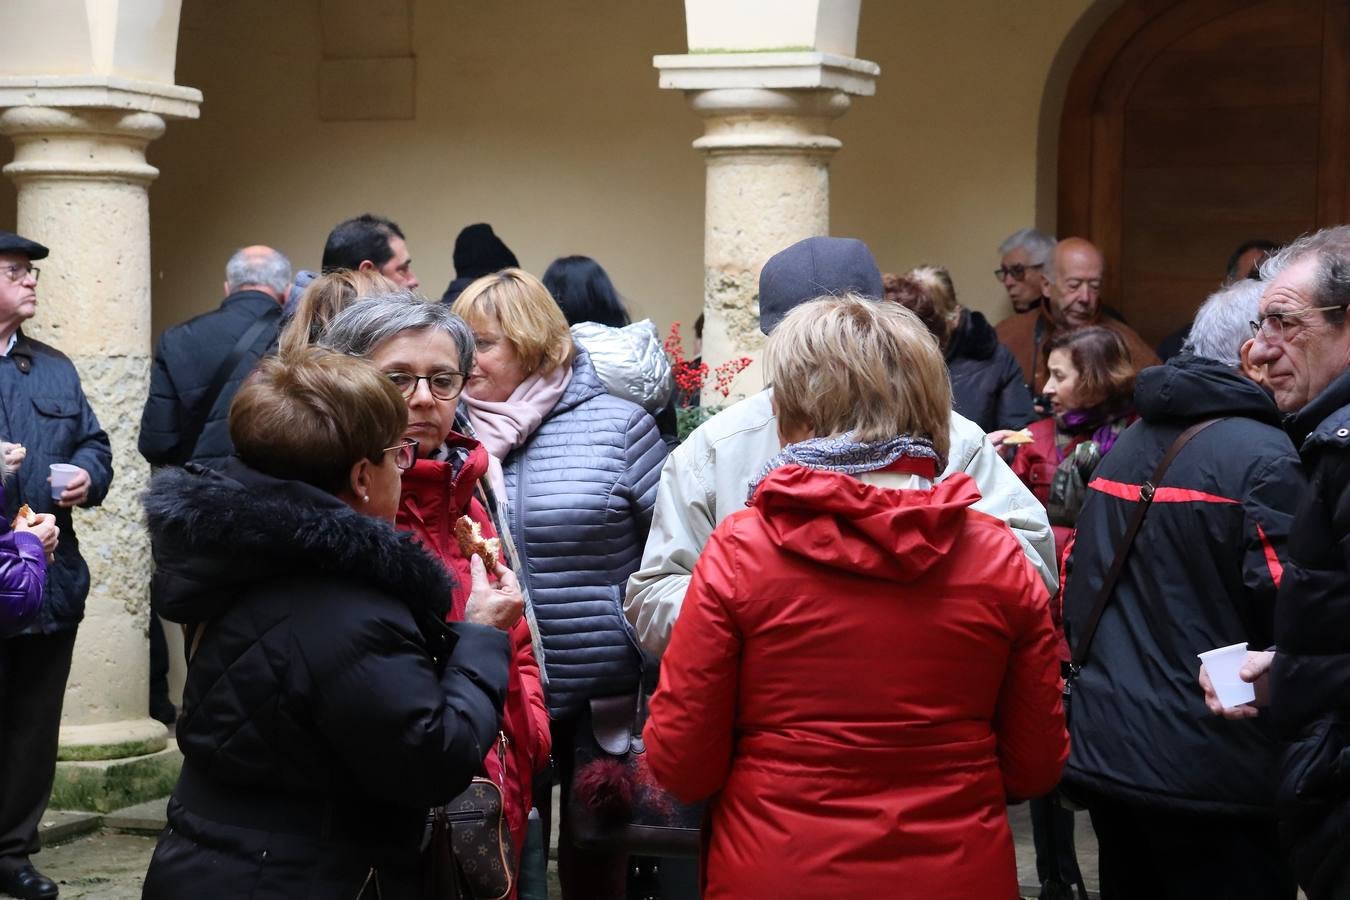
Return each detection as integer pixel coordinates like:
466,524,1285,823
645,297,1068,899
321,293,551,897
992,325,1139,567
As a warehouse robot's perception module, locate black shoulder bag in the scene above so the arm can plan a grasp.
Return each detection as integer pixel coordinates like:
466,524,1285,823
1064,417,1224,707
181,306,280,462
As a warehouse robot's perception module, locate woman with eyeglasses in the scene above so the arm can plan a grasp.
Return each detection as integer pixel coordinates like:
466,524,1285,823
141,347,513,899
321,292,551,900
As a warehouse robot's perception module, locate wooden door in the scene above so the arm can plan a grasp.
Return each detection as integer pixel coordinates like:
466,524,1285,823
1058,0,1350,347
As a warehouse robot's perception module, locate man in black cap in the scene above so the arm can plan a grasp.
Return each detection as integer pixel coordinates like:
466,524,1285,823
0,230,113,899
441,223,518,304
626,235,1056,656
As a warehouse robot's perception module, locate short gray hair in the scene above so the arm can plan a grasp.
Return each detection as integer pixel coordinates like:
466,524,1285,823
318,290,476,375
1183,279,1265,368
225,246,292,295
998,228,1057,266
1259,226,1350,328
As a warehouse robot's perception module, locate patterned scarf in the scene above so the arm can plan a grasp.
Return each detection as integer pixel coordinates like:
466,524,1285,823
747,432,943,505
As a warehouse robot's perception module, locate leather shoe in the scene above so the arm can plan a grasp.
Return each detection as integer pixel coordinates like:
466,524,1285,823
0,865,58,899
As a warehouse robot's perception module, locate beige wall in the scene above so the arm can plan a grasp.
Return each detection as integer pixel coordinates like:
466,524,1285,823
0,0,1119,337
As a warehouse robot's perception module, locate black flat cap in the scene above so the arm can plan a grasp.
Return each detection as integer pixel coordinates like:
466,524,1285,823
0,231,48,261
758,236,883,335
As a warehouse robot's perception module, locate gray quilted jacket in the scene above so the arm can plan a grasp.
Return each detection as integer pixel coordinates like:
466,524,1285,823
501,348,668,719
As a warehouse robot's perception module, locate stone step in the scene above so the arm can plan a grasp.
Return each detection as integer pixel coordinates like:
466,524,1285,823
36,810,102,847
103,798,168,836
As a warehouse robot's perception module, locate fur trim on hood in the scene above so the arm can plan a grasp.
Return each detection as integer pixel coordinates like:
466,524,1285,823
144,460,453,626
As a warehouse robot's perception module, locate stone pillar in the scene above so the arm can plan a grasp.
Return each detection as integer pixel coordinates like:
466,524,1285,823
656,1,878,399
0,79,200,811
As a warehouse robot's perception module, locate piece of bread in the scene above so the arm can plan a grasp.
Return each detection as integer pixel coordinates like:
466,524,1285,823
13,504,35,528
1002,428,1035,445
454,515,501,571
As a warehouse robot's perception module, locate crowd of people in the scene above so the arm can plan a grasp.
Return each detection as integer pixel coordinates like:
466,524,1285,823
0,207,1349,900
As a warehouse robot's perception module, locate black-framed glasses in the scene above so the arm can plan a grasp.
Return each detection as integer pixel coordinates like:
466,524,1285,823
1249,304,1350,342
994,263,1042,282
383,438,419,470
385,371,465,401
0,265,38,284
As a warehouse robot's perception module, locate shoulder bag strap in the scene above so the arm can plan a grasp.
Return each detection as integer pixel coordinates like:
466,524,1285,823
1068,417,1225,673
182,306,281,461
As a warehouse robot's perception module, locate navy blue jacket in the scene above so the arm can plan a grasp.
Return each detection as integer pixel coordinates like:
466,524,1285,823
946,310,1036,433
500,349,668,719
139,291,281,470
0,331,113,634
1062,356,1302,817
1270,369,1350,896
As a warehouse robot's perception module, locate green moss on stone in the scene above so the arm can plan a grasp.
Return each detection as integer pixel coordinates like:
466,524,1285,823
49,747,182,814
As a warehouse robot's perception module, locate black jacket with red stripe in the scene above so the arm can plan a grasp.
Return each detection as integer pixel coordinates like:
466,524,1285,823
1270,368,1350,895
1061,355,1304,816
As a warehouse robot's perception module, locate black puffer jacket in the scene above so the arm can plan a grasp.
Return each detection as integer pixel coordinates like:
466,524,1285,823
140,460,510,900
946,309,1036,432
1270,369,1350,897
1062,356,1303,816
139,291,281,470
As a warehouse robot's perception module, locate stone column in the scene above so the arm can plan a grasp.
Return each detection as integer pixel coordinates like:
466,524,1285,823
656,28,878,399
0,80,200,811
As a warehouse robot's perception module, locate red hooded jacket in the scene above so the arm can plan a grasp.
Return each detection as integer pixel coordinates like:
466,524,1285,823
645,466,1067,900
396,435,550,888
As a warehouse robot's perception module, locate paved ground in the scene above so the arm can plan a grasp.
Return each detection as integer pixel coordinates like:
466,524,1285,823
25,798,1101,898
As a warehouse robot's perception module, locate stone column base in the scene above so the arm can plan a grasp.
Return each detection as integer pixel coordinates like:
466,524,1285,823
49,742,182,814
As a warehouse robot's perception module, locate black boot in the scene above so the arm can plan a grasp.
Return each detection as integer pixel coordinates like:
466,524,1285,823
0,865,58,899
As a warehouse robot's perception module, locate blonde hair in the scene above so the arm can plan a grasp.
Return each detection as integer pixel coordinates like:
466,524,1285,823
907,265,960,327
765,295,951,460
229,348,407,493
277,270,396,356
450,268,575,376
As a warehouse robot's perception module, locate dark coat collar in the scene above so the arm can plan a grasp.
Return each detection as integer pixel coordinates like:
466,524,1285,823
143,458,453,625
1287,369,1350,449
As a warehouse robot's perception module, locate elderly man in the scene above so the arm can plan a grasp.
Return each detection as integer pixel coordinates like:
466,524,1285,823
996,227,1056,316
625,236,1056,659
139,245,292,471
0,231,113,900
1062,278,1301,899
1201,225,1350,898
321,213,419,290
997,237,1160,396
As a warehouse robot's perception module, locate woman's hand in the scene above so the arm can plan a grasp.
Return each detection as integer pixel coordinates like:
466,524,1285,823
987,429,1015,448
15,512,58,559
1,442,26,471
464,553,524,631
1199,649,1272,719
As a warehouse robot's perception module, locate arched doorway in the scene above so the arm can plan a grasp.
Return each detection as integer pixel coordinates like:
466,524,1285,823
1058,0,1350,346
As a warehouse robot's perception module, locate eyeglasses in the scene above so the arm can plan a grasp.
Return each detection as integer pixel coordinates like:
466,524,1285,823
0,265,39,284
1249,305,1350,341
994,263,1042,282
385,371,465,401
383,438,419,470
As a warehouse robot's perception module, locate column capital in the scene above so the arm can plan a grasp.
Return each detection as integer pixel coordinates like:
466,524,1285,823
654,51,879,96
0,75,201,121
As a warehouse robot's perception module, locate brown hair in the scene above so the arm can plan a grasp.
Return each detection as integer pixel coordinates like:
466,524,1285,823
1046,326,1135,409
229,347,407,493
277,270,396,356
765,295,951,459
450,268,575,376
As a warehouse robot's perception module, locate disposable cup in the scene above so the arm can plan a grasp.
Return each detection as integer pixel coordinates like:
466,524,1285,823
1197,641,1256,708
49,463,80,500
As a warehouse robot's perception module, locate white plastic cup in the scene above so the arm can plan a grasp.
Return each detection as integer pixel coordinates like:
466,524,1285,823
1198,642,1256,708
49,463,80,500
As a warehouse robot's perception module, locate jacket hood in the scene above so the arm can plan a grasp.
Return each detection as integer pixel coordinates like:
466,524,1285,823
1135,354,1282,427
144,459,453,625
549,346,609,418
752,467,980,582
946,309,998,363
571,320,674,415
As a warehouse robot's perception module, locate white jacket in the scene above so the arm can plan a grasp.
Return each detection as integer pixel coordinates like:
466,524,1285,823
623,389,1058,657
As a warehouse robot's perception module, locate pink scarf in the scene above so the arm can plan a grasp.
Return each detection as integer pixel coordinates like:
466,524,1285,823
461,363,573,465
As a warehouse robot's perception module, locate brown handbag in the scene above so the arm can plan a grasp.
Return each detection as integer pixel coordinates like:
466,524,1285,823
423,733,515,900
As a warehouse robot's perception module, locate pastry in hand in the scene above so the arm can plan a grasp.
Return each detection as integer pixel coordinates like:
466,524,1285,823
13,504,35,528
454,515,502,572
1002,428,1035,446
